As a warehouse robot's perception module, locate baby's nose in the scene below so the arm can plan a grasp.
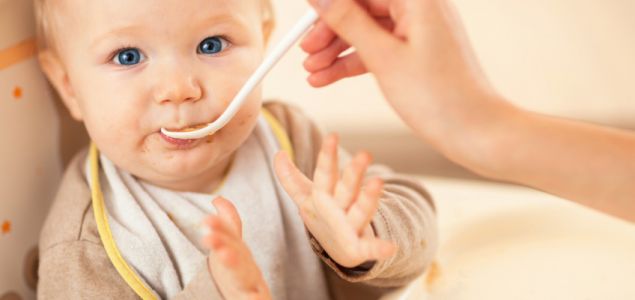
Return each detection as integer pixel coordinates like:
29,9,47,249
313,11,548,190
153,72,203,105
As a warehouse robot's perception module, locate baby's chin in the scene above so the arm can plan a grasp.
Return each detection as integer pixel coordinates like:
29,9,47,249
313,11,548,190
137,148,230,192
149,141,222,174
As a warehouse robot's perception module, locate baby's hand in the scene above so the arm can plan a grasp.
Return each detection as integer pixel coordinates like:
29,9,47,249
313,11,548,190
274,134,397,268
202,197,271,300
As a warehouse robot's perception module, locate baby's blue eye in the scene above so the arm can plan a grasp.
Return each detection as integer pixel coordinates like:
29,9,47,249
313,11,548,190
198,37,228,55
114,48,145,65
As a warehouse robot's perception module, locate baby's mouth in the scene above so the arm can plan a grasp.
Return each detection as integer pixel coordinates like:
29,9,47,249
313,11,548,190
167,123,208,133
159,129,200,147
158,122,215,147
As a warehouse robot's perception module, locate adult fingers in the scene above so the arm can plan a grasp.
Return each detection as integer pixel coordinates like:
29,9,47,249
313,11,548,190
304,37,350,72
301,20,337,54
307,52,367,87
306,0,401,72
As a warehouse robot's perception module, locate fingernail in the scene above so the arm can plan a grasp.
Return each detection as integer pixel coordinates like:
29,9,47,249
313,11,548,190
318,0,331,9
310,0,331,10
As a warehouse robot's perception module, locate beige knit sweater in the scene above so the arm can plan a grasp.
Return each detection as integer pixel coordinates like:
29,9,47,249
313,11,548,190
38,102,438,300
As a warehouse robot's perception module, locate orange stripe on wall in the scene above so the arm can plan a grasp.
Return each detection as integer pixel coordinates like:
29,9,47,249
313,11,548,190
0,37,37,70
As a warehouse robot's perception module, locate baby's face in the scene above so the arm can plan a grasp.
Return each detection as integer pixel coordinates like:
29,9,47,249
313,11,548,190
45,0,269,191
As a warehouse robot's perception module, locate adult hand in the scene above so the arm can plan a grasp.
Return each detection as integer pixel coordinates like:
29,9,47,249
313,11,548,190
302,0,505,143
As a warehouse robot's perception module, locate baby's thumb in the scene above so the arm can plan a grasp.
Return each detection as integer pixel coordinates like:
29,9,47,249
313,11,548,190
212,196,243,238
307,0,400,71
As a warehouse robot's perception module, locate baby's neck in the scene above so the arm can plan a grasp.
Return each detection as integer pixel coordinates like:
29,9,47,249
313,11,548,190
146,153,234,194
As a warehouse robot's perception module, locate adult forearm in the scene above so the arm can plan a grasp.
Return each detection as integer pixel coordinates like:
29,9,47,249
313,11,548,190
442,98,635,222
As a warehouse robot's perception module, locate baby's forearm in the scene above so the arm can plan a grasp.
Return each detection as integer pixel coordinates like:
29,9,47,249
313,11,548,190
438,95,635,222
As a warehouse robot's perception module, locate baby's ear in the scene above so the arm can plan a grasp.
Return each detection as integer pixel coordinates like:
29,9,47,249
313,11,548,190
262,18,275,45
261,5,275,46
38,50,83,121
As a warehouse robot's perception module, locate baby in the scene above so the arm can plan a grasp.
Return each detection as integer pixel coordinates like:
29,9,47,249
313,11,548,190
35,0,438,299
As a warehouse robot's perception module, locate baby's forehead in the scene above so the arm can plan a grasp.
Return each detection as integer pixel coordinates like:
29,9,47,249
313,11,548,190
39,0,272,54
53,0,265,33
50,0,264,45
67,0,263,23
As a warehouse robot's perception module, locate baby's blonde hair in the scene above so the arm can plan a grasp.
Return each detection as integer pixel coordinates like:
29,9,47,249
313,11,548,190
34,0,54,51
34,0,276,52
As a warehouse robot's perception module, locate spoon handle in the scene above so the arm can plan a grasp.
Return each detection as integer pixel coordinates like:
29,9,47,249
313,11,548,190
162,9,319,139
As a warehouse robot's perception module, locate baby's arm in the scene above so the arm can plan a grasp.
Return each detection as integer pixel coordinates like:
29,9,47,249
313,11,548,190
264,101,437,286
274,134,437,286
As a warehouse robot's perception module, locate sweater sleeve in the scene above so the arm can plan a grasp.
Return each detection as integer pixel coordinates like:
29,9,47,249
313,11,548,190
320,163,438,287
263,101,438,287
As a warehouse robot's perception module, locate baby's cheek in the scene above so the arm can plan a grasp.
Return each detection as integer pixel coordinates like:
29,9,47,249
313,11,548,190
238,109,259,130
84,118,141,164
238,110,257,126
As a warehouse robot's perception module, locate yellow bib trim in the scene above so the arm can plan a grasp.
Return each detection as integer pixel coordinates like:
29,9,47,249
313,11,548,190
89,144,157,300
90,108,293,299
261,108,295,161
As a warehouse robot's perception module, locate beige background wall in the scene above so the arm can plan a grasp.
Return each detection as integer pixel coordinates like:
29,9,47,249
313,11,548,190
1,1,61,299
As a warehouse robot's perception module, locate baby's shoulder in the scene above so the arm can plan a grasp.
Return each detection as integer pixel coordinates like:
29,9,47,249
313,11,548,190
263,100,323,174
263,100,314,129
39,148,101,253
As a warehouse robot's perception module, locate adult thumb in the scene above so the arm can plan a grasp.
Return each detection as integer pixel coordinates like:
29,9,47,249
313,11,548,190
307,0,400,70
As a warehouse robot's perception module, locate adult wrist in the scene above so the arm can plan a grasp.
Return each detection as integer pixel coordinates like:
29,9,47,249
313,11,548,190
425,90,521,178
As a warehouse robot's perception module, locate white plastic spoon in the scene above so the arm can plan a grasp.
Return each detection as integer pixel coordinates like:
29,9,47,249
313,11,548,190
161,9,319,140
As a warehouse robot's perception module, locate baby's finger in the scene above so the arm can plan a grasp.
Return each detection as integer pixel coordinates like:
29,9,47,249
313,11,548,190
202,218,233,251
358,238,398,262
203,215,240,242
301,20,337,53
212,196,243,238
347,178,383,232
313,134,340,194
217,239,266,292
205,225,272,299
307,53,367,87
215,244,239,268
214,232,250,269
334,151,372,209
304,38,350,72
204,218,254,268
274,151,312,206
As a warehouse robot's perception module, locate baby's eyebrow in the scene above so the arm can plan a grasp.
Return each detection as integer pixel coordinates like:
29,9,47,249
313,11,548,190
190,13,252,35
89,12,250,52
89,24,146,52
